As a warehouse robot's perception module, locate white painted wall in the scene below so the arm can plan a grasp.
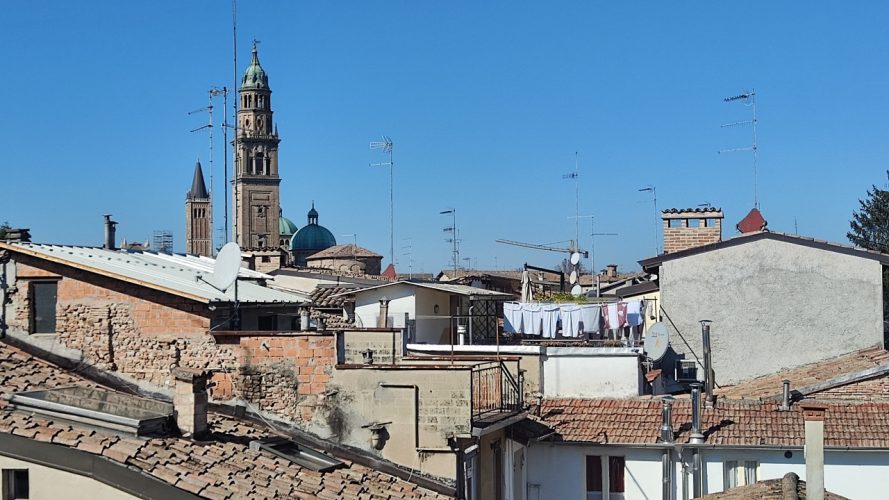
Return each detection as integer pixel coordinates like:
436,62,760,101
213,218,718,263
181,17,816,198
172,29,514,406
526,444,889,500
0,455,138,500
543,348,643,398
353,284,454,343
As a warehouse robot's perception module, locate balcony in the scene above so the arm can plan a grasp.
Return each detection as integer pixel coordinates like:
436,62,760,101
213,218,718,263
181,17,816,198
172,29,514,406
471,361,523,425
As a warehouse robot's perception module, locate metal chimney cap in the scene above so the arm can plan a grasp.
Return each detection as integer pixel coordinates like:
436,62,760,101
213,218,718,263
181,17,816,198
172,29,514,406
698,319,712,325
661,395,675,406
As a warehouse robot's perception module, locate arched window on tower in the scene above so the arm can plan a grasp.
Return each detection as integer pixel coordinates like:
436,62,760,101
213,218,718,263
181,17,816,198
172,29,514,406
256,151,265,175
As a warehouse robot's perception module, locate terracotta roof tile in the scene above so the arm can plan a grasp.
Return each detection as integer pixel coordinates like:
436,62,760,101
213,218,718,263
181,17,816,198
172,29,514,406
0,341,451,499
540,398,889,448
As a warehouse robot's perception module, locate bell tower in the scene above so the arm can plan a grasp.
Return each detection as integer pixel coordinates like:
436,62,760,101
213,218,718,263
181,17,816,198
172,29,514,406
234,41,281,249
185,160,212,256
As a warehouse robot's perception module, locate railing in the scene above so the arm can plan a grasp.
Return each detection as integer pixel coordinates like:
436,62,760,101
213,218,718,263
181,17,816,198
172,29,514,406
471,361,523,420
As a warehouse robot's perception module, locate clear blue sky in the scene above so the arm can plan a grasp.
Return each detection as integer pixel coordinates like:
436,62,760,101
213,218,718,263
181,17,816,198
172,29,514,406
3,2,889,274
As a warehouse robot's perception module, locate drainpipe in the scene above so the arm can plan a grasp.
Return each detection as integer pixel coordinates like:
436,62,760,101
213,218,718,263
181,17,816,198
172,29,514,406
800,403,827,500
689,383,704,498
700,320,714,408
661,395,675,500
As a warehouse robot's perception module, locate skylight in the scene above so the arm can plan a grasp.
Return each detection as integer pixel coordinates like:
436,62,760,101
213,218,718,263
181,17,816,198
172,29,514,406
250,437,344,472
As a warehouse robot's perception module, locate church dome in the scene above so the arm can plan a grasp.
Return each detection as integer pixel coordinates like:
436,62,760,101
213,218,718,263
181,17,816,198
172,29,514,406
290,203,336,253
242,43,269,90
279,214,298,238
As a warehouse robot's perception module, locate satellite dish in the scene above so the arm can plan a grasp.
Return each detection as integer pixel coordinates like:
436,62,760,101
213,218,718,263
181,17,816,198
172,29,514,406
207,242,241,291
569,270,578,284
644,322,669,362
570,284,583,296
570,252,581,265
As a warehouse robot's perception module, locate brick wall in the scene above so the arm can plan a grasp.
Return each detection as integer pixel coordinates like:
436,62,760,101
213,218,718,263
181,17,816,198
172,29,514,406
662,210,724,254
7,255,336,425
814,376,889,401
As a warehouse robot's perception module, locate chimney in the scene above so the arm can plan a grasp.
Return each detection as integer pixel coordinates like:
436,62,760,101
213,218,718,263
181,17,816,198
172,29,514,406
689,383,704,498
700,320,715,408
661,208,724,254
800,403,827,500
172,367,210,439
779,379,792,411
377,297,390,328
660,396,674,500
605,264,618,279
103,214,117,250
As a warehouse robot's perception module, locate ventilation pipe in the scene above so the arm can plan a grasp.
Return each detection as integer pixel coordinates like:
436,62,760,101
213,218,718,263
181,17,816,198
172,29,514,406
689,383,704,498
779,379,792,411
700,320,715,408
103,214,117,250
661,395,675,500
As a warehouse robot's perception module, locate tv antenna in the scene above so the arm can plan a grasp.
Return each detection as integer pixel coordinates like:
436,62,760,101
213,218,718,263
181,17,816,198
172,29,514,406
189,87,230,252
562,152,580,246
402,237,413,280
370,136,395,267
719,90,759,209
638,186,658,255
441,208,459,276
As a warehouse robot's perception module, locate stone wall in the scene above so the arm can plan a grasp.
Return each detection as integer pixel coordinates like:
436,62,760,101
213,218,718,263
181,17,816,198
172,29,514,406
339,329,403,365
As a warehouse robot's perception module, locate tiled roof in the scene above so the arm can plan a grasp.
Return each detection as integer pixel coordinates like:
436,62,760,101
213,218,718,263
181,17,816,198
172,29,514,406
717,345,889,400
539,398,889,448
306,244,382,260
309,286,355,308
0,341,450,499
335,281,514,299
699,472,848,500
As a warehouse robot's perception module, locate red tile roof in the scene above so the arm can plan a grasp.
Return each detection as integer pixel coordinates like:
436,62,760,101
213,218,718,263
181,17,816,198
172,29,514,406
717,345,889,400
0,341,451,499
540,398,889,448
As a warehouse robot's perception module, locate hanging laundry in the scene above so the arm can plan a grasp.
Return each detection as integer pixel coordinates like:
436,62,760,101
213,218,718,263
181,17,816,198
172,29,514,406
616,302,628,328
541,305,560,339
579,304,601,334
603,303,620,330
522,304,543,335
626,300,644,327
560,304,582,338
503,302,523,334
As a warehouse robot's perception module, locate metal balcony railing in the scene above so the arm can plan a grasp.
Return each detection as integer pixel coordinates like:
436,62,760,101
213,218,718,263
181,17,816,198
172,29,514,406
470,361,523,420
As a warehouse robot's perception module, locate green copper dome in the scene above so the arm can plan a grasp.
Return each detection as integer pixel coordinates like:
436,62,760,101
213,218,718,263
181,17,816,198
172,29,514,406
242,42,269,90
290,203,336,252
279,214,298,238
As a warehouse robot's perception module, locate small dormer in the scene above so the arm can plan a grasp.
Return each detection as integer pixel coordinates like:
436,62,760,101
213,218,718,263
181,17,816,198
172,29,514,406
661,208,724,254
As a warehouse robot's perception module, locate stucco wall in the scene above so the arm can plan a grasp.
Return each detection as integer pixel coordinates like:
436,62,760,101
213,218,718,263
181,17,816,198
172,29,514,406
542,348,643,398
661,238,885,384
0,455,138,500
354,284,453,343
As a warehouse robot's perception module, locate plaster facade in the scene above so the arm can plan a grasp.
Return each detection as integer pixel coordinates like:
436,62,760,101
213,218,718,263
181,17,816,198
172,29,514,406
660,238,885,384
0,456,138,500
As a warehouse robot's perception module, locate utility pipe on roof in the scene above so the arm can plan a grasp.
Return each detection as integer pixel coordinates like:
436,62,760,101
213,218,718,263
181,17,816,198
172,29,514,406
661,395,675,500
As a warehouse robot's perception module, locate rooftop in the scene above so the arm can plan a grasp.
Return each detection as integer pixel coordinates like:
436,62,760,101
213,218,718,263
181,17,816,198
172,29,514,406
1,242,308,304
539,398,889,448
334,280,515,300
0,341,451,499
306,244,382,260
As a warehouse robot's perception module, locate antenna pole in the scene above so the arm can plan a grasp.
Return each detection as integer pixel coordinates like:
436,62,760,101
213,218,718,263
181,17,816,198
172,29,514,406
231,0,239,244
221,87,229,242
562,152,581,251
751,90,759,209
720,90,759,209
370,137,395,267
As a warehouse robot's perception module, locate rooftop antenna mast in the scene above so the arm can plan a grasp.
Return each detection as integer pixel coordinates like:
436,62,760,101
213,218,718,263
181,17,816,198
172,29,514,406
189,88,229,252
231,0,240,243
441,209,458,276
639,186,658,255
562,152,580,250
719,90,759,209
212,87,230,244
370,136,395,266
402,237,413,280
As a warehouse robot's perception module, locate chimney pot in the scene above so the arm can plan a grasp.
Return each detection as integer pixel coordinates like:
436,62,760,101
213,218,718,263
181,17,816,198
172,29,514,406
799,402,827,500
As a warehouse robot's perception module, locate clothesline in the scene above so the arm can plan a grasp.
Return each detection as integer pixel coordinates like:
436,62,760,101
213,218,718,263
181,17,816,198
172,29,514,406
503,300,651,338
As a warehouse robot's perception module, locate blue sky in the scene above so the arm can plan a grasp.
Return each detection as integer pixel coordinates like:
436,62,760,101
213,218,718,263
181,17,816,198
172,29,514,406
3,2,889,274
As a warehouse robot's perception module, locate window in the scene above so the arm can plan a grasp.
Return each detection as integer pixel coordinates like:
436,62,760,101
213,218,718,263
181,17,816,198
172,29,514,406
2,469,28,499
668,219,682,228
724,460,757,489
586,456,625,499
257,314,277,331
30,281,57,334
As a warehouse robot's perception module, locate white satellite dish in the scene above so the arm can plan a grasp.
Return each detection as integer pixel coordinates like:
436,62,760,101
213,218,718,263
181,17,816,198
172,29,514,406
644,322,670,362
569,270,578,285
206,242,241,291
570,284,583,296
570,252,581,265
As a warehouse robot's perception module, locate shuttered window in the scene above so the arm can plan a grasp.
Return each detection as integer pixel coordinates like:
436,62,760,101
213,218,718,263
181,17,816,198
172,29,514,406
31,282,57,334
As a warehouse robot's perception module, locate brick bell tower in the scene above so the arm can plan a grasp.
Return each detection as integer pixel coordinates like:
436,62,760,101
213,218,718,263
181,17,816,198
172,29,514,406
234,41,281,249
185,160,212,256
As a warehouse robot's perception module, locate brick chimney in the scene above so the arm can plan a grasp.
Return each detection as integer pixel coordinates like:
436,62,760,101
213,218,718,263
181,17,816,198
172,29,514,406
173,367,210,439
661,208,724,254
800,402,827,500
